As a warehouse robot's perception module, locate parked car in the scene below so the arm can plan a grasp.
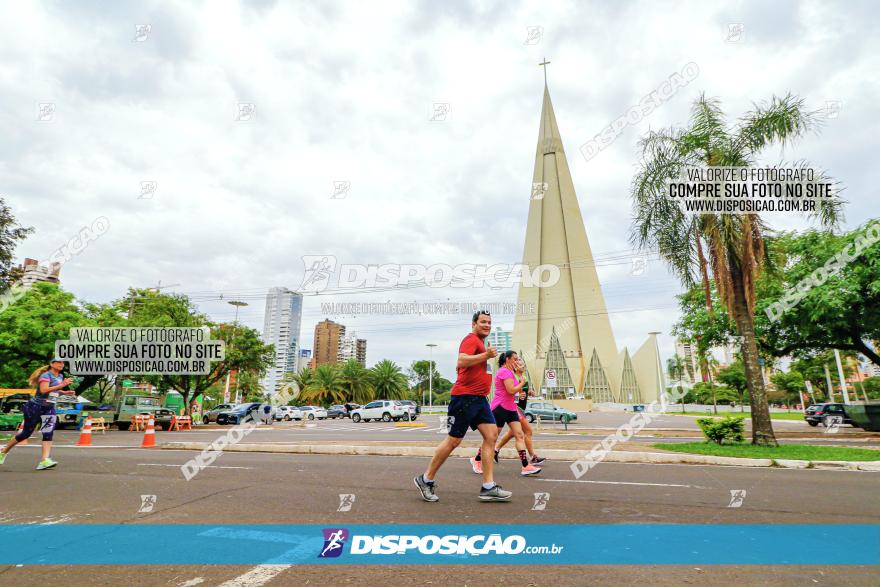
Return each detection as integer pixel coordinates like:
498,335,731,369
326,405,346,419
299,406,328,420
204,403,237,424
396,400,421,415
351,400,416,423
274,405,303,421
217,402,264,425
340,403,361,418
523,401,577,423
804,403,854,427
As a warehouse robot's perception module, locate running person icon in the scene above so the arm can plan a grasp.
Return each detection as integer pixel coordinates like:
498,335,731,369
414,311,512,502
0,358,75,470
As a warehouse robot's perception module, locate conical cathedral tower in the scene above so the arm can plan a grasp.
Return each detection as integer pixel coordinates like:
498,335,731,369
511,80,619,399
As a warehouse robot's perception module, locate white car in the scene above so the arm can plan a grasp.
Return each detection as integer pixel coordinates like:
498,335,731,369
274,406,303,421
299,406,328,420
351,400,416,423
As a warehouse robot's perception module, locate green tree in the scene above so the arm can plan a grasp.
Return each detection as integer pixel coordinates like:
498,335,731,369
686,382,737,405
80,376,117,405
0,283,93,387
299,364,345,406
285,367,314,400
122,290,274,414
770,370,806,409
407,359,450,404
237,370,265,402
632,93,843,445
790,350,860,402
758,225,880,366
339,359,374,404
0,198,33,291
432,390,452,405
673,225,880,371
666,354,689,413
716,361,748,411
860,376,880,400
370,359,409,400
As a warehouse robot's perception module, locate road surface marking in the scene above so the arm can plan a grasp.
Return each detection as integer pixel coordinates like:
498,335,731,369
137,463,253,470
218,565,290,586
16,445,156,449
536,478,707,488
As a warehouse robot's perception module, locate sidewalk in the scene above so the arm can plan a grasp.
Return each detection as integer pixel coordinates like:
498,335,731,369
161,439,880,472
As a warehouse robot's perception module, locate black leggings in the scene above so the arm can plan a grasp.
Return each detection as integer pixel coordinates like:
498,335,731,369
15,401,57,442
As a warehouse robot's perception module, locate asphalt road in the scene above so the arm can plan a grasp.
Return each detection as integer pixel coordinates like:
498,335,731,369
1,442,878,586
7,413,875,448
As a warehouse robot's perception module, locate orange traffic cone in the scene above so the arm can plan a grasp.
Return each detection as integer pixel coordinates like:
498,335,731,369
16,420,28,445
141,417,156,448
77,417,93,446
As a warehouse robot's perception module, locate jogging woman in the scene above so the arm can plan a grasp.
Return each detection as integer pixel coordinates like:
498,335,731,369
495,357,545,465
0,358,73,469
471,351,541,476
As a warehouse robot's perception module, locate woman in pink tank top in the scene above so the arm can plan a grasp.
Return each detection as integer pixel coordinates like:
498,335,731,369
470,351,542,477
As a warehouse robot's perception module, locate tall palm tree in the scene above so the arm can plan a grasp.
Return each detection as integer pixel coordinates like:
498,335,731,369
290,367,314,392
370,359,409,400
631,93,843,446
339,359,375,404
277,368,314,403
299,364,346,406
667,355,687,413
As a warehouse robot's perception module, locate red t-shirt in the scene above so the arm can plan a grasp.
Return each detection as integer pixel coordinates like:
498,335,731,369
451,333,493,396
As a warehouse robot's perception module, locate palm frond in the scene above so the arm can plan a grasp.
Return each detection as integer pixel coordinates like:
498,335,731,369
735,93,820,156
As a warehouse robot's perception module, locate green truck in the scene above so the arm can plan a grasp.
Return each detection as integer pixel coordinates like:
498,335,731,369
0,393,28,431
114,394,175,431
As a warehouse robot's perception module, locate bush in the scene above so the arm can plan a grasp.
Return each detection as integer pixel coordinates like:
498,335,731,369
696,415,745,444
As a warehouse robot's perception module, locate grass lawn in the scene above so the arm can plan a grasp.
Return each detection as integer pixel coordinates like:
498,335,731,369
672,411,805,421
653,442,880,461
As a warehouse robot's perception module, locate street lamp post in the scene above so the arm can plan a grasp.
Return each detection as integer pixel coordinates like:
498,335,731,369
426,343,438,410
228,300,248,403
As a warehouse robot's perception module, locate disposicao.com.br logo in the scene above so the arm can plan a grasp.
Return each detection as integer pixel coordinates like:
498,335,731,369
318,529,563,557
300,255,560,293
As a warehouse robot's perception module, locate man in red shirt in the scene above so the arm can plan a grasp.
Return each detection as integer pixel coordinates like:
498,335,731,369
414,311,513,502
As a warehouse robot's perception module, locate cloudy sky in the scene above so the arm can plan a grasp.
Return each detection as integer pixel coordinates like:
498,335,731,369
3,0,878,380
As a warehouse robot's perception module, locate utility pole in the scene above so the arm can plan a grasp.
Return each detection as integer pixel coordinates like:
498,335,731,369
834,349,850,404
426,343,437,409
228,301,248,403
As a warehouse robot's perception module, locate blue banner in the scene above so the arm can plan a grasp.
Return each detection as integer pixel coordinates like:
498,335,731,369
0,524,876,565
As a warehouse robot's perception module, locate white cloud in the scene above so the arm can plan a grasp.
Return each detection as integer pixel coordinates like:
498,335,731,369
2,0,877,379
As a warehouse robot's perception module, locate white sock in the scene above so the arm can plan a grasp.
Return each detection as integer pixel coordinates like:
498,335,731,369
423,473,434,483
482,482,495,490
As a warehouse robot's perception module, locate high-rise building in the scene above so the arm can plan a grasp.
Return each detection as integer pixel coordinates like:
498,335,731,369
261,287,303,395
511,79,665,402
313,319,346,366
674,339,703,384
338,334,367,367
16,258,61,287
487,327,512,354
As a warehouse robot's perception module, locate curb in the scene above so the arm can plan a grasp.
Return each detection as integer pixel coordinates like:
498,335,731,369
159,442,879,471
